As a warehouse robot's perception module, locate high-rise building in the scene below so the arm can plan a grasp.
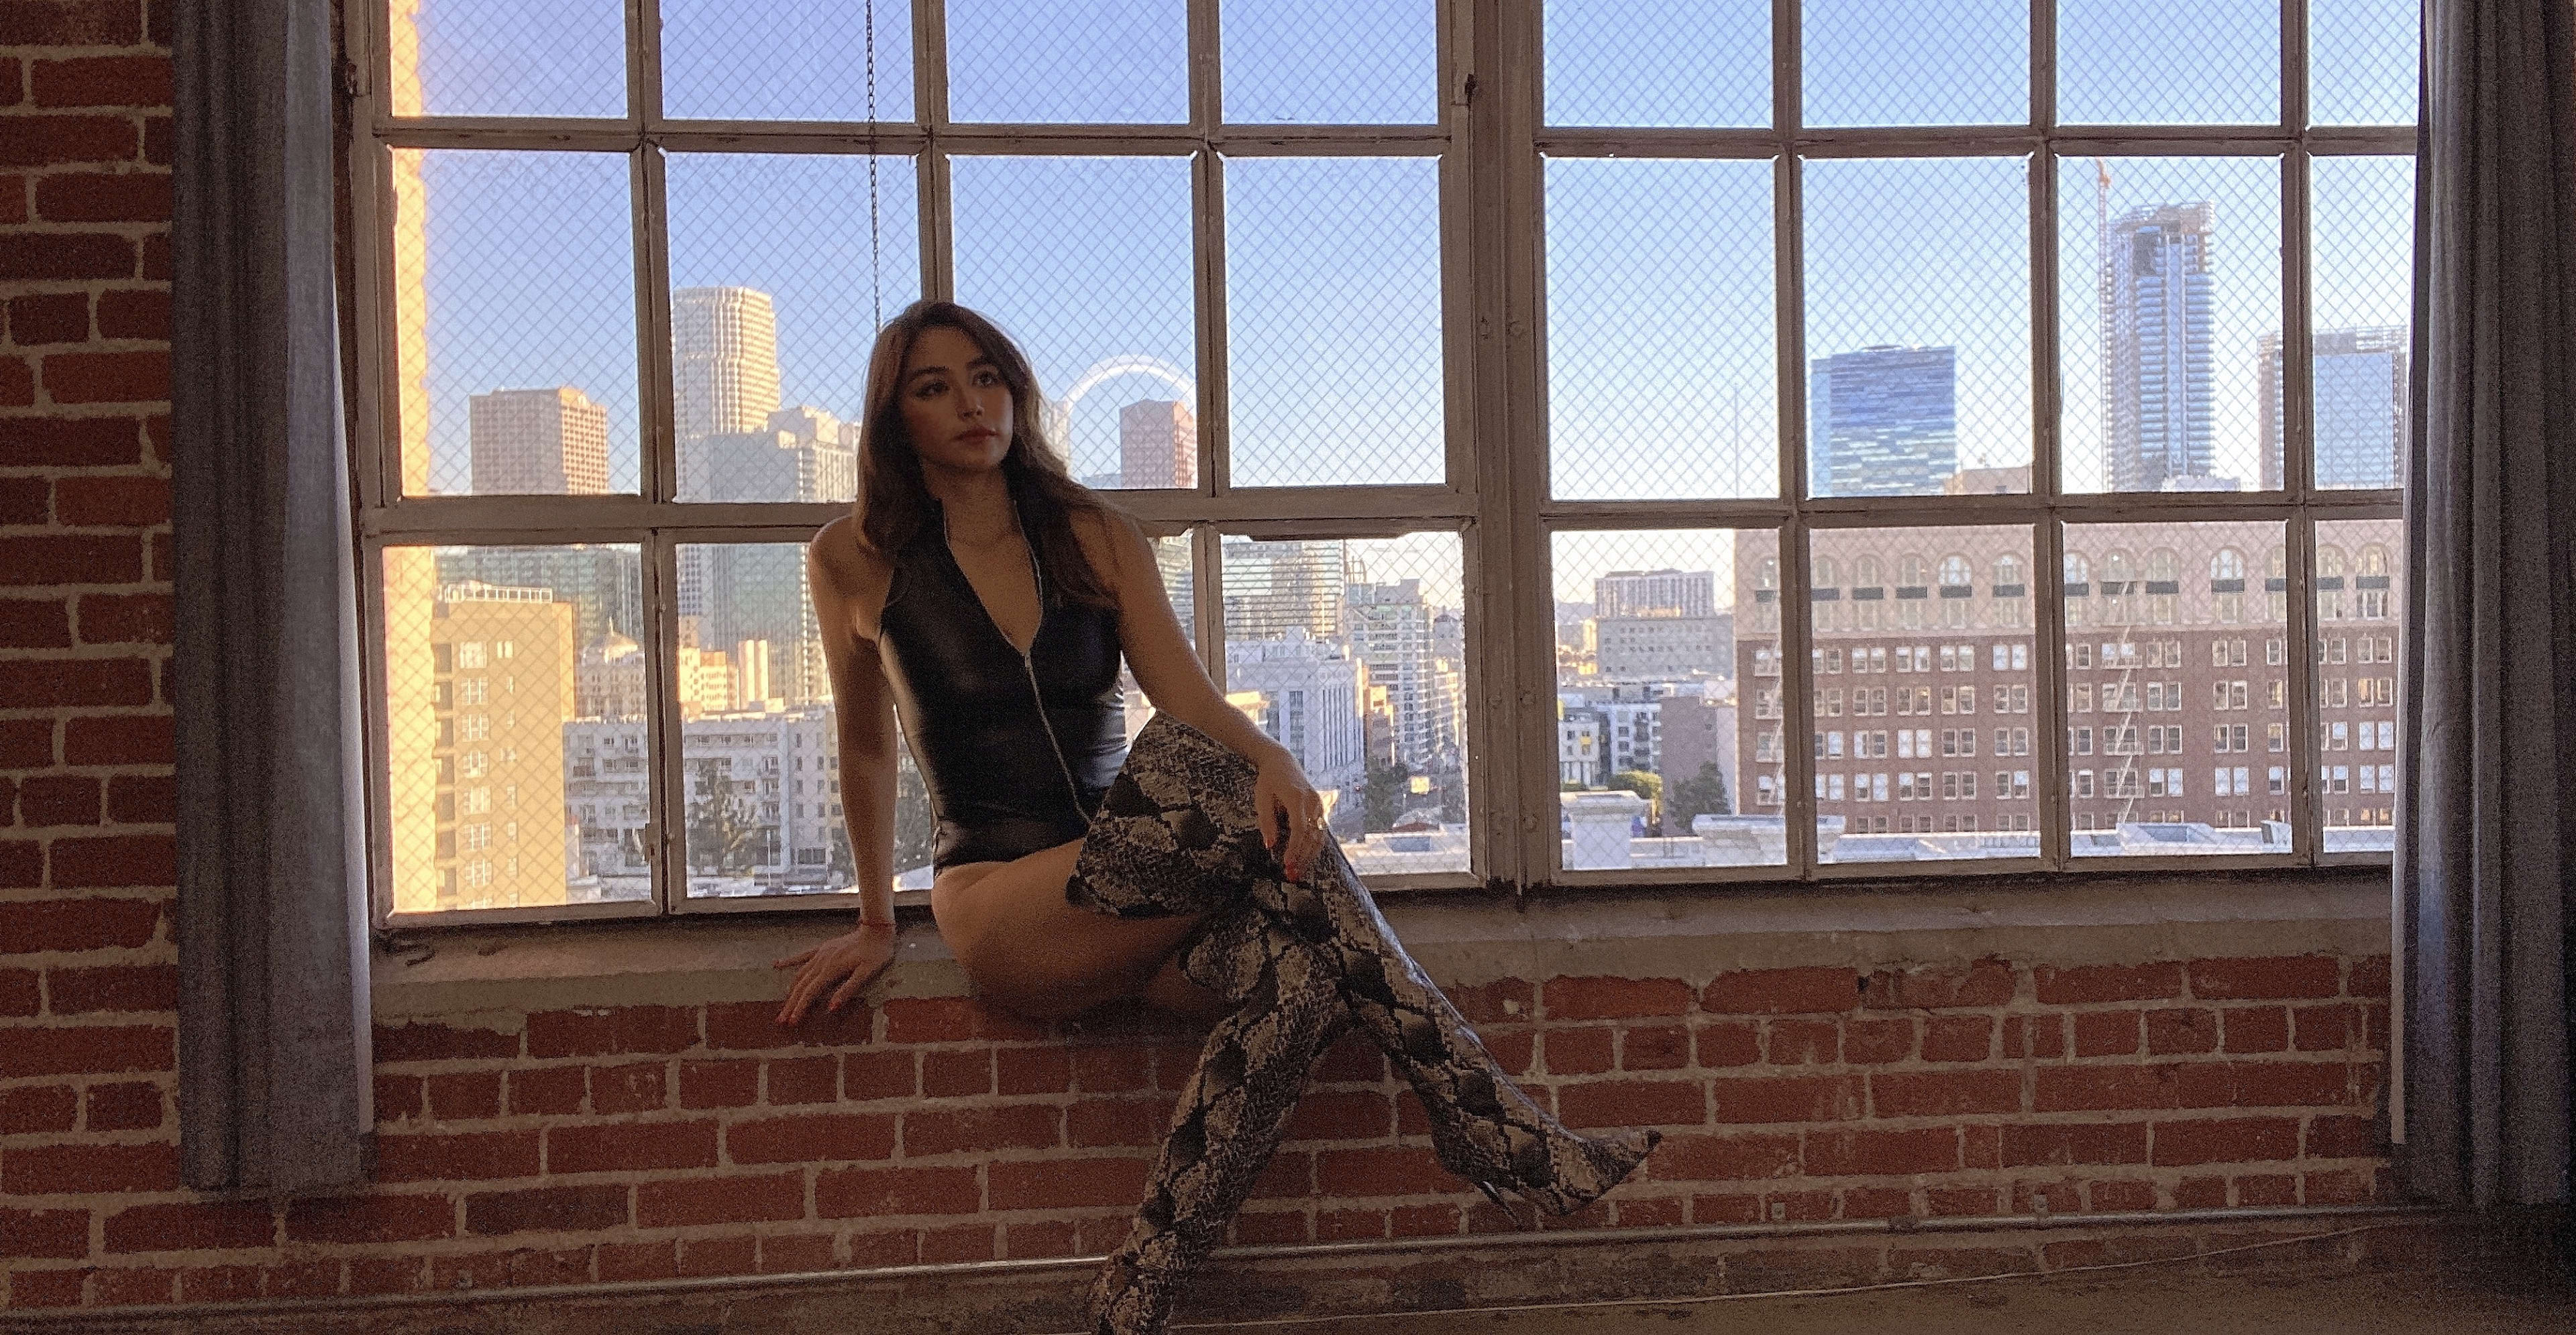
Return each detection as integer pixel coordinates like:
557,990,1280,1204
2258,326,2407,490
1226,629,1368,804
434,545,641,654
1808,345,1957,496
468,386,610,494
2100,201,2216,492
684,404,860,503
423,582,574,911
1119,398,1196,489
1346,579,1462,773
1222,539,1346,643
1593,569,1715,619
672,286,782,444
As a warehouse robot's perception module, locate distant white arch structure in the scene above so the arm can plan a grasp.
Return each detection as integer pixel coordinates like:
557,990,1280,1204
1059,354,1195,414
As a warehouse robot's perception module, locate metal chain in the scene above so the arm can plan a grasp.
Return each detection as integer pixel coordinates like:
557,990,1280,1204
865,0,881,331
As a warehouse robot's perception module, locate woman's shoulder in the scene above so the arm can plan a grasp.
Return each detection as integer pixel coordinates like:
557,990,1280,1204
808,515,896,639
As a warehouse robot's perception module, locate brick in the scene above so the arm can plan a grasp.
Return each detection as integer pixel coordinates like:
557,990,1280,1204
598,1240,677,1282
2290,1004,2355,1052
1316,1207,1387,1240
1921,1014,1992,1063
105,773,172,824
48,832,174,886
920,1048,992,1097
284,1195,456,1245
705,997,868,1050
902,1105,1059,1158
2303,1168,2378,1205
105,1206,274,1257
1962,1123,2001,1169
0,352,29,403
1542,1025,1613,1074
429,1246,590,1293
2204,1060,2353,1109
757,1231,836,1274
1004,1218,1083,1258
17,773,95,824
464,1184,630,1236
1558,1077,1703,1129
2088,1178,2159,1212
590,1062,667,1114
1703,966,1860,1015
374,1018,521,1063
1542,975,1691,1020
1729,1244,1880,1291
32,56,170,107
1869,1069,2021,1117
1688,1193,1762,1224
1070,1044,1154,1092
1841,1016,1913,1064
2000,1122,2149,1167
815,1165,981,1218
1448,976,1534,1024
345,1256,425,1295
2072,1010,2140,1057
1068,1096,1172,1148
373,1073,422,1124
2174,1176,2230,1208
989,1156,1151,1210
508,1065,584,1116
57,479,170,529
2347,955,2391,1000
1622,1022,1689,1070
1841,1187,1915,1220
0,1022,171,1077
1713,1075,1863,1124
765,1054,840,1104
0,838,38,886
678,1058,761,1109
178,1265,262,1303
998,1045,1071,1094
0,115,136,169
920,1222,996,1263
2032,961,2184,1004
1926,1186,2002,1216
9,1267,89,1307
546,1120,718,1175
142,231,169,280
1283,1090,1391,1142
2035,1064,2179,1112
1315,1144,1456,1197
846,1228,920,1267
34,170,170,223
62,712,169,764
838,1049,914,1101
83,1079,162,1130
2188,955,2341,1001
2305,1114,2378,1159
1863,957,2015,1010
44,350,170,404
0,1084,78,1134
525,1005,696,1059
1764,1017,1838,1065
0,415,144,468
2235,1173,2299,1206
2150,1116,2301,1166
2003,1013,2063,1059
1232,1210,1308,1244
0,533,138,586
3,1208,91,1259
726,1112,896,1165
423,1069,502,1120
0,965,36,1016
93,1268,176,1306
8,290,87,343
0,0,144,45
96,288,167,340
5,1140,172,1194
48,962,176,1013
1803,1126,1959,1177
881,995,1046,1043
374,1129,538,1183
2223,1006,2292,1053
0,176,20,225
0,475,46,523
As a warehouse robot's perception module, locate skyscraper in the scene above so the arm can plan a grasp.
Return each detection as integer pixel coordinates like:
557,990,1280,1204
1119,398,1196,489
1807,345,1957,496
1593,569,1715,619
2258,326,2407,490
672,286,782,444
2100,201,2215,492
1221,539,1346,643
468,386,610,494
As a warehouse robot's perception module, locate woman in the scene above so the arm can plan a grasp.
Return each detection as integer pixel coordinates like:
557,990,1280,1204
776,300,1656,1334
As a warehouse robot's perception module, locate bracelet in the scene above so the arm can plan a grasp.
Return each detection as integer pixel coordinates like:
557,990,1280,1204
859,916,898,930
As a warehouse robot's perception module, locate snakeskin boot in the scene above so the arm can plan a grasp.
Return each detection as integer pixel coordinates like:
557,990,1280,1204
1085,906,1347,1334
1069,714,1658,1223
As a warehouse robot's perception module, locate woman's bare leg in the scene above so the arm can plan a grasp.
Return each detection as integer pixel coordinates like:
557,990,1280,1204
930,839,1212,1020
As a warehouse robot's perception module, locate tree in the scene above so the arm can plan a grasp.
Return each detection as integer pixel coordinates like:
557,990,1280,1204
1666,761,1733,829
1362,758,1413,833
686,757,765,875
1606,769,1664,833
892,753,939,877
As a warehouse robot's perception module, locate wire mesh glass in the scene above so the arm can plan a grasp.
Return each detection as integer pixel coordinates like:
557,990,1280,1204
1118,530,1199,745
1550,528,1776,872
951,156,1198,492
2057,0,2279,126
1802,0,2028,128
2312,519,2401,851
1804,157,2031,498
382,544,647,914
2061,520,2290,859
2057,156,2282,495
387,0,624,118
947,0,1187,123
392,150,638,497
1221,532,1466,875
675,543,845,899
2310,0,2419,127
662,0,916,122
2302,156,2414,492
1808,526,2040,862
1547,158,1777,500
664,153,918,504
1542,0,1769,128
1224,157,1446,489
1224,0,1438,125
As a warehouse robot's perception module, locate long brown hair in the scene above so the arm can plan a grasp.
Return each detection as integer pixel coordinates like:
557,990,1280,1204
853,300,1119,610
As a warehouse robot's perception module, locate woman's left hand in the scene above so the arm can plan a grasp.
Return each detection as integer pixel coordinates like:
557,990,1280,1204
1254,751,1328,881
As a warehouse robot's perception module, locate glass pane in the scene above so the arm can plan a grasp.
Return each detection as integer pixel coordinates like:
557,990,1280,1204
2061,521,2290,858
2059,0,2278,125
1808,527,2040,863
1551,529,1777,872
1805,158,2031,498
383,545,646,913
949,0,1186,123
1548,158,1776,499
2302,156,2414,491
665,153,920,503
1803,0,2027,127
2314,520,2401,853
1226,157,1444,488
1221,533,1467,875
677,543,846,898
1226,0,1436,124
394,150,637,497
952,156,1197,490
1120,531,1200,744
2057,156,2280,494
1544,0,1768,128
389,0,624,118
2311,0,2418,126
663,0,916,121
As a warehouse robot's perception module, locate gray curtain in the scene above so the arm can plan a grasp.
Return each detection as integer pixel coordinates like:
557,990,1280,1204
170,0,373,1190
2396,0,2576,1207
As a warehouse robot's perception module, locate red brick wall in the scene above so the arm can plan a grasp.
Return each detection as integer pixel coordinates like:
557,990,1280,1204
0,0,2395,1314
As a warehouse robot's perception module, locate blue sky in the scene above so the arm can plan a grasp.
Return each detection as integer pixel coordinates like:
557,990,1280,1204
403,0,2418,603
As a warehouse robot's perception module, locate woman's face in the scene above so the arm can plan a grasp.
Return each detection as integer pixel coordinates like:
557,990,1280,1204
896,325,1016,477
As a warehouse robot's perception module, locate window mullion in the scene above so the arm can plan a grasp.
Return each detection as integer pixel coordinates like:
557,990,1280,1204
643,534,685,914
2031,140,2070,868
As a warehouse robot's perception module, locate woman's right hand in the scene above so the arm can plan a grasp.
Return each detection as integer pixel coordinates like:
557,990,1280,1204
773,922,900,1027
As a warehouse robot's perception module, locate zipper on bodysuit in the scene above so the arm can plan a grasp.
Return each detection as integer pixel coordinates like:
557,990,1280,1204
1011,522,1086,816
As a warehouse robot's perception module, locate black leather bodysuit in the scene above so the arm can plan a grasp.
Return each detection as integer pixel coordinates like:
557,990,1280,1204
875,496,1128,870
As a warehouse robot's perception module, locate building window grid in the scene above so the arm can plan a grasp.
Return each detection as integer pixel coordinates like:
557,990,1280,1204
349,0,2406,918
